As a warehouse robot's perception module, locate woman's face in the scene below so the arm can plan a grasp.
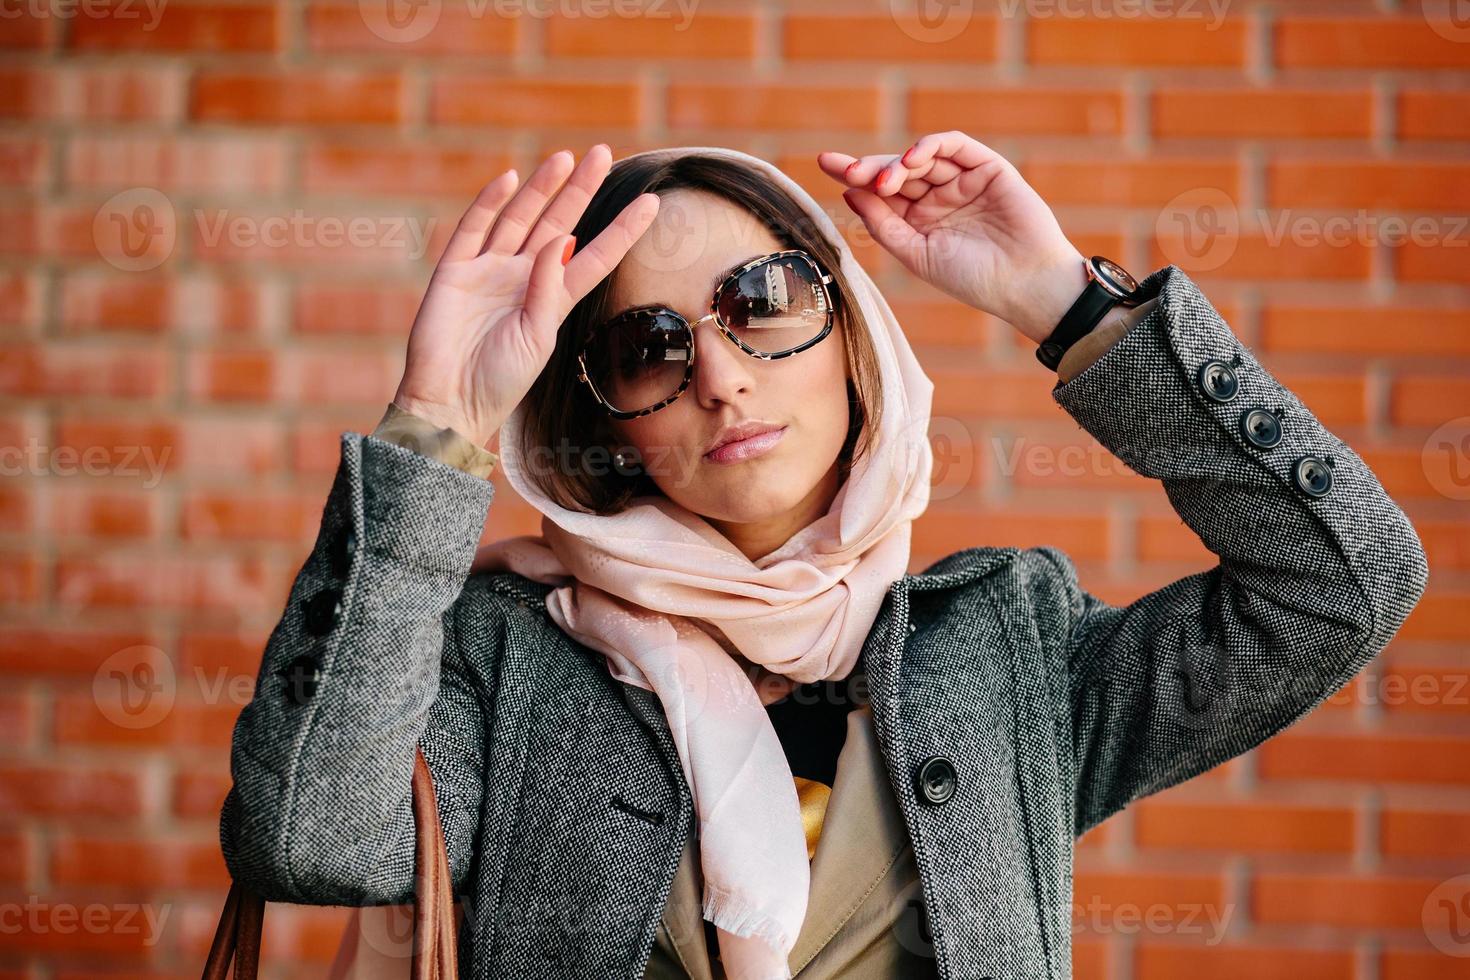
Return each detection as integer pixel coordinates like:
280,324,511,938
603,188,852,561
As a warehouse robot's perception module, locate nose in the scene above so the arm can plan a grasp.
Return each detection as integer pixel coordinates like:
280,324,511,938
690,312,754,409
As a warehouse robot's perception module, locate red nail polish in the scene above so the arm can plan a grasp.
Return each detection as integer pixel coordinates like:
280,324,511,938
844,161,858,177
562,236,576,266
901,147,915,166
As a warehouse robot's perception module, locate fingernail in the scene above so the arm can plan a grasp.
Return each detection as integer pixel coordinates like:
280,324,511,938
844,161,858,177
901,147,915,166
562,235,576,266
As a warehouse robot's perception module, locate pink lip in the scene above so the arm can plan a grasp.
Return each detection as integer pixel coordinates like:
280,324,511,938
704,425,787,464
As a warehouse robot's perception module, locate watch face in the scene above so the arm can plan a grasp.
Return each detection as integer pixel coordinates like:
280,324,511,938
1090,257,1139,298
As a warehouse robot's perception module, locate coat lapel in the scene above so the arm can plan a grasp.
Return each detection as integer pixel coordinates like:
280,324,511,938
608,546,1023,979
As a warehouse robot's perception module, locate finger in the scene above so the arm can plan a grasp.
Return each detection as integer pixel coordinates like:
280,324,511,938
481,149,577,257
824,149,962,200
521,233,575,345
891,158,964,201
900,130,1004,173
562,192,661,302
815,150,860,184
442,170,519,263
841,187,924,271
519,143,613,258
842,153,903,189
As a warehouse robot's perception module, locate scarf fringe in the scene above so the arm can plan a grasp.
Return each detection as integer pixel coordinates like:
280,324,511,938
702,879,796,954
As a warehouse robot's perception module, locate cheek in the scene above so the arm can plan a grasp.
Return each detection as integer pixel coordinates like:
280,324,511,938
614,412,690,463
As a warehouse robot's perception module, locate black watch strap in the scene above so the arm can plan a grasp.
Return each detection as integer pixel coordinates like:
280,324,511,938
1035,256,1141,372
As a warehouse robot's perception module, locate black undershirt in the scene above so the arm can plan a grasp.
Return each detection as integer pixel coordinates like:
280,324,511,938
762,648,870,786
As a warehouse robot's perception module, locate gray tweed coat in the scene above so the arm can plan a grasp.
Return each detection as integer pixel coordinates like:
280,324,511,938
220,264,1428,980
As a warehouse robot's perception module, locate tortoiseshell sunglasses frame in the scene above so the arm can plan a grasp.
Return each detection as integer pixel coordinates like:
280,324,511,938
575,248,837,420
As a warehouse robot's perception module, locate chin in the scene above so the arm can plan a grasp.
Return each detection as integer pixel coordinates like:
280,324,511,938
686,477,806,522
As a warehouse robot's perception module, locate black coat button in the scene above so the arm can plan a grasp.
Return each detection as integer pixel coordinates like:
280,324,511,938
1197,360,1239,402
303,587,343,636
915,756,958,805
1291,455,1333,497
1240,407,1282,449
328,528,357,578
280,655,321,705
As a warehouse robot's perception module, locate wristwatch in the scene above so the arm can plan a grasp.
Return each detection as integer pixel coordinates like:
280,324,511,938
1034,256,1143,372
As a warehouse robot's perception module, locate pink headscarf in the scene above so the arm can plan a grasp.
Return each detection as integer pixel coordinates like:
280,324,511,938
329,146,936,980
471,147,935,979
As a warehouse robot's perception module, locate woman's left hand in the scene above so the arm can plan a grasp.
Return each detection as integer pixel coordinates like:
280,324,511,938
818,130,1087,345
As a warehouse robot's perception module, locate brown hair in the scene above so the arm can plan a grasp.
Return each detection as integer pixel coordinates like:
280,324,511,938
516,153,884,514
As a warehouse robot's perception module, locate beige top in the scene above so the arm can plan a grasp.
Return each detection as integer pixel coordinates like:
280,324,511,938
643,704,940,980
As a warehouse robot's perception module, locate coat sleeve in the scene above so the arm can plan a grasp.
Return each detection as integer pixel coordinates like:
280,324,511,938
218,431,496,905
1031,263,1429,839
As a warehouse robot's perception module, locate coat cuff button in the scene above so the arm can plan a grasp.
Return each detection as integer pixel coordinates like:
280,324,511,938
1197,359,1239,403
1240,407,1283,449
280,655,322,705
329,528,358,578
303,587,343,636
1291,455,1334,497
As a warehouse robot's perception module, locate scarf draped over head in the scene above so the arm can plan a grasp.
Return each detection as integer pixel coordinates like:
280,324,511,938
470,146,934,980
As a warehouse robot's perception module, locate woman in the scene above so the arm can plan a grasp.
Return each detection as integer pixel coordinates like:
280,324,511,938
220,135,1428,980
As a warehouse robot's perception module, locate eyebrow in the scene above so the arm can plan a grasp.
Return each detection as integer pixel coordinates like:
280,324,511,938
609,255,759,319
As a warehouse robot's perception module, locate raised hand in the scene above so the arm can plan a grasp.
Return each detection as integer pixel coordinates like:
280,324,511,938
392,144,660,447
818,130,1086,344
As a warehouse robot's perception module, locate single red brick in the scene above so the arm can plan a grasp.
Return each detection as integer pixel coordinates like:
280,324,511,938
1154,89,1375,139
782,14,994,62
669,83,879,133
1277,16,1469,69
69,2,279,51
192,71,404,125
432,77,642,128
910,86,1125,136
1031,16,1246,67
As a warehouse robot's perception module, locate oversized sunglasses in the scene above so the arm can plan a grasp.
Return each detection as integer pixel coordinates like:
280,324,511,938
575,248,837,419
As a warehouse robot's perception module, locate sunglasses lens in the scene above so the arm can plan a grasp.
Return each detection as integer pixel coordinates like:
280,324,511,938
582,310,691,414
716,253,831,354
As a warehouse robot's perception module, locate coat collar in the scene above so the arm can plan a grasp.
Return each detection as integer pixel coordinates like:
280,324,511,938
554,543,1023,787
476,544,1023,742
475,545,1021,606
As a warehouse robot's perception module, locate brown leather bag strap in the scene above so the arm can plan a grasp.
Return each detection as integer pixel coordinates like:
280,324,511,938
411,747,458,980
201,746,457,980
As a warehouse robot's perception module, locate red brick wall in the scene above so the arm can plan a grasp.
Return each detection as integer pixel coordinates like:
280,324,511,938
2,1,1468,975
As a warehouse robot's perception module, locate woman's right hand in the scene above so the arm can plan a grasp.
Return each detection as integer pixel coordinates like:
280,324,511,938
391,143,661,448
